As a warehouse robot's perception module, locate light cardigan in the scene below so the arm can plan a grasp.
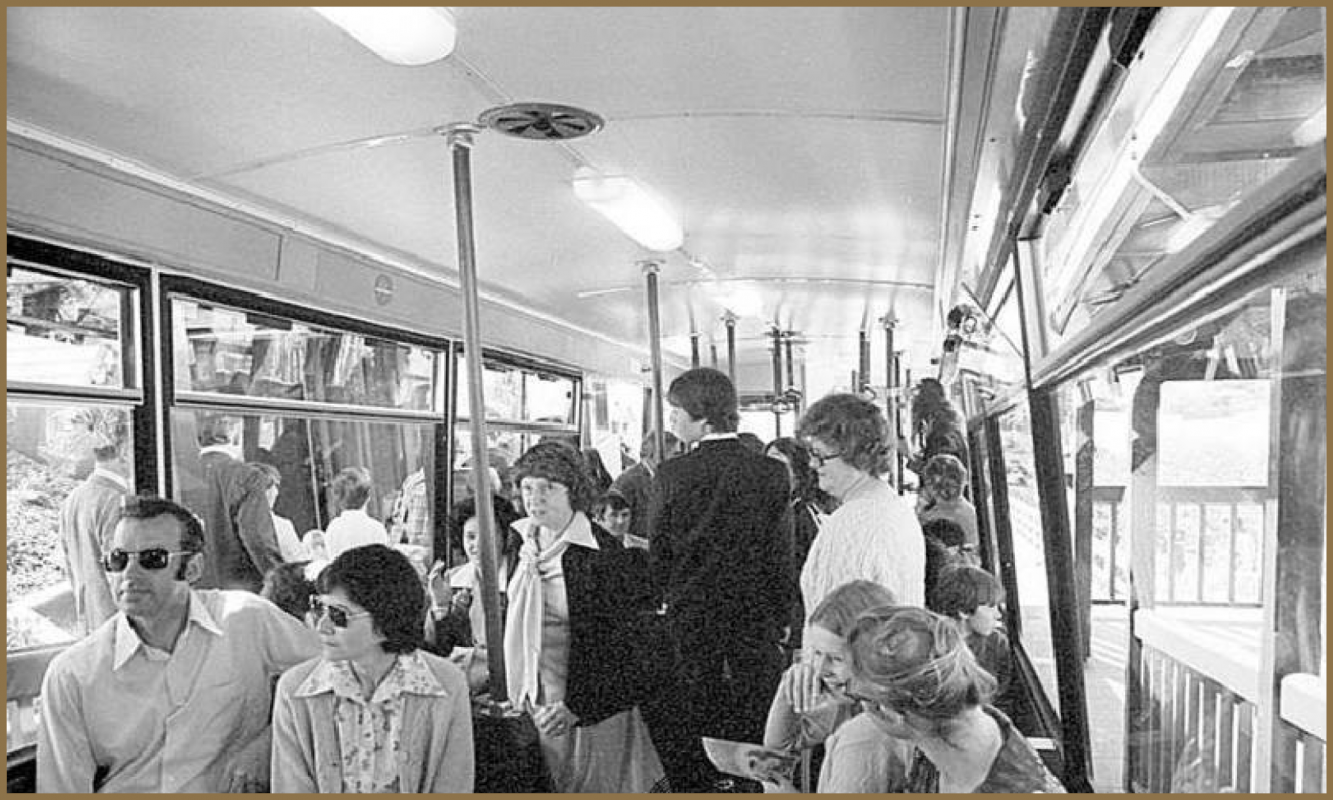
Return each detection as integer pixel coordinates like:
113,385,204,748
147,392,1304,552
800,480,925,614
271,650,475,793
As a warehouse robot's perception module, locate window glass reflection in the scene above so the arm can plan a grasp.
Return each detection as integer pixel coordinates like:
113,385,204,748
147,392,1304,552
7,266,133,390
171,298,441,412
6,402,135,651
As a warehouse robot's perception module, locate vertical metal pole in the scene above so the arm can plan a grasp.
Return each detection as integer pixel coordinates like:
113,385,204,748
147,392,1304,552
690,333,700,368
858,329,871,394
770,327,784,436
710,342,719,369
883,317,900,493
446,125,508,702
724,312,737,385
642,261,667,467
893,351,905,493
783,332,799,416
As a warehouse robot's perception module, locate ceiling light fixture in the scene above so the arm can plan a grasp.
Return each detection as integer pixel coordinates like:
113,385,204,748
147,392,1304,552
313,7,457,66
573,168,684,252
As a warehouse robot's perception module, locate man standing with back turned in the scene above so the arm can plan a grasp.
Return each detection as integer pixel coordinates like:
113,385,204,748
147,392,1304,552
645,367,793,792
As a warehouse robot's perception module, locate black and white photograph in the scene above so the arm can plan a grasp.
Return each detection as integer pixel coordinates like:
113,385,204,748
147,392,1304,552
5,6,1326,794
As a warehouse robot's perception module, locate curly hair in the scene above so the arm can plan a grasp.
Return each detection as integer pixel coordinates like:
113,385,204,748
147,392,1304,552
316,544,425,654
922,454,968,501
513,441,597,513
848,605,996,727
797,393,892,475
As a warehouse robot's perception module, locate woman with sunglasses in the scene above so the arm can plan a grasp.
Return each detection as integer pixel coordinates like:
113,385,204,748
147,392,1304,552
271,544,473,793
846,606,1064,793
796,394,925,617
504,441,662,792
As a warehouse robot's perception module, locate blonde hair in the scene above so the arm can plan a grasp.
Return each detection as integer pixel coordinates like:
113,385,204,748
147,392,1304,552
848,605,996,726
808,580,896,637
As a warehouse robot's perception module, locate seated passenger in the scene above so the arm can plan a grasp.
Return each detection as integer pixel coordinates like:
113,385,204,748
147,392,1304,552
931,565,1020,720
323,466,389,560
423,496,520,692
916,454,978,549
593,489,646,549
36,495,319,793
847,606,1064,792
762,580,913,793
271,544,474,793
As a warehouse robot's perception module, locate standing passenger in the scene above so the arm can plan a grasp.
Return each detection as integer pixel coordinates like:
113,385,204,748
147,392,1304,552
323,466,389,560
37,496,318,792
251,462,307,562
611,430,681,545
58,410,130,634
271,545,474,793
798,393,925,612
505,442,662,792
182,414,283,593
646,367,794,792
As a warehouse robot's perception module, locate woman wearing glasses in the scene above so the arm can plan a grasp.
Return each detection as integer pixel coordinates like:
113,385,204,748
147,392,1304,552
797,394,925,617
846,606,1063,792
271,544,474,793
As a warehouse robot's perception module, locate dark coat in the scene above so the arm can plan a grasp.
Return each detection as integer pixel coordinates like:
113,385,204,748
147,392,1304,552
182,451,283,593
560,522,656,726
648,438,794,650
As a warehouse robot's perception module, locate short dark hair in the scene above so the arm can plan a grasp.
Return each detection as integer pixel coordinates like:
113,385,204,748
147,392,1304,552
316,544,425,654
667,368,739,432
798,393,892,474
332,466,372,510
932,565,1005,618
196,414,236,447
261,561,314,621
513,441,597,513
116,494,206,554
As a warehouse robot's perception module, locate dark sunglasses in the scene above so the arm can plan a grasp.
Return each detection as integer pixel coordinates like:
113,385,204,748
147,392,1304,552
309,597,371,629
103,547,192,572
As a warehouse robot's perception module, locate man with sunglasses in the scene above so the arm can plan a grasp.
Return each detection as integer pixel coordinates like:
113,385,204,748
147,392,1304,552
36,495,319,793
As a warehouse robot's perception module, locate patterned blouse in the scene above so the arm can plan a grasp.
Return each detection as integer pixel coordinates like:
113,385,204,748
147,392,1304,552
296,651,448,793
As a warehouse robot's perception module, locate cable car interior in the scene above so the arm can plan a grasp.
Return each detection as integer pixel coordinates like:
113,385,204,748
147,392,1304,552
6,6,1326,793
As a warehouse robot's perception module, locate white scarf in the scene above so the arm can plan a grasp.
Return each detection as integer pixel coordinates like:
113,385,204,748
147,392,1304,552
503,513,595,706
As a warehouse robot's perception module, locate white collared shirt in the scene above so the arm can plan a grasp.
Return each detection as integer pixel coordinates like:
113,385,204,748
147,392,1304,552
38,590,318,793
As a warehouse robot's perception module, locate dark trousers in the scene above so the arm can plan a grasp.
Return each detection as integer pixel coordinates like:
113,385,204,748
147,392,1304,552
641,622,786,792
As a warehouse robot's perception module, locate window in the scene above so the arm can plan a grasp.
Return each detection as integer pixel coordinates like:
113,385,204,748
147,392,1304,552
172,298,443,414
1040,6,1326,352
6,264,142,653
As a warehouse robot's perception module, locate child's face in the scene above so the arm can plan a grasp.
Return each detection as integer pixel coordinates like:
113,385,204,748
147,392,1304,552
598,507,631,536
803,624,852,693
462,518,482,564
965,603,1002,637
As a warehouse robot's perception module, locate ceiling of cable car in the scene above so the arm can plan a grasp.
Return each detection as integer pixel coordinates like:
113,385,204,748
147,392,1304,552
7,6,1006,396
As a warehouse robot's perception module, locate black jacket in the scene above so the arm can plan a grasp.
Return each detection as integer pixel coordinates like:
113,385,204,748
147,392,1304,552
648,438,794,650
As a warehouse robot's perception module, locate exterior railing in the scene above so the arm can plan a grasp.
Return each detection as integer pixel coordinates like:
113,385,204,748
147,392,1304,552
1129,611,1261,792
1274,674,1326,793
1090,485,1265,605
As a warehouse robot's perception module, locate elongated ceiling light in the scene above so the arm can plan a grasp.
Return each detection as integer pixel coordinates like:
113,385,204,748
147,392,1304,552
313,7,456,65
573,169,684,252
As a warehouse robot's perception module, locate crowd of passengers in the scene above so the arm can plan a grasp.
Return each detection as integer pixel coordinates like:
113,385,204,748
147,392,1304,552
37,368,1063,793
